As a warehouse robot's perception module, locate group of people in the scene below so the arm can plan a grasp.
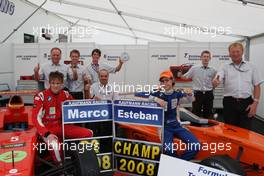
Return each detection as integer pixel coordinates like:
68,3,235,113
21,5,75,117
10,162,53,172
33,48,123,100
32,42,263,165
32,48,123,164
179,42,263,131
150,42,263,162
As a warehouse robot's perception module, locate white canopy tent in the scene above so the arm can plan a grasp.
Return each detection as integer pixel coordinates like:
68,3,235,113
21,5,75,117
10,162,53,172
1,0,264,119
16,0,264,44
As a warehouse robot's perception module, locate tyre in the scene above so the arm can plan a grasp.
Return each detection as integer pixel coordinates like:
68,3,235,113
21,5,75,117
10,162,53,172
69,148,100,176
200,155,245,175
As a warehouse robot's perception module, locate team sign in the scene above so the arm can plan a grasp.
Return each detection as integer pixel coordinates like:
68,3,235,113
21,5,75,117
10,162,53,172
114,140,161,161
158,155,239,176
63,100,112,123
114,100,163,126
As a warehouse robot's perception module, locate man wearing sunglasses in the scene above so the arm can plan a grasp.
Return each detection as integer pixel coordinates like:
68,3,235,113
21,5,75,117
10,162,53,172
212,42,263,129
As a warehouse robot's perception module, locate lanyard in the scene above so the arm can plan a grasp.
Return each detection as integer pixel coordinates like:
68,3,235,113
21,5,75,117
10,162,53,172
232,62,248,72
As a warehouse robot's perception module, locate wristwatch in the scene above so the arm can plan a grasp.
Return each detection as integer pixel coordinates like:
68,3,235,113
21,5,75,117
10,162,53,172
253,98,259,103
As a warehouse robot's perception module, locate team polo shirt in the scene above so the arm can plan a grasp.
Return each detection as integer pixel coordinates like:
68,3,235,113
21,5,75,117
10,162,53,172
150,90,185,125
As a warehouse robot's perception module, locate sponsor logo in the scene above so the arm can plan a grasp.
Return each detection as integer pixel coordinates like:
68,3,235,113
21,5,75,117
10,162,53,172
47,96,52,102
0,143,25,149
0,151,27,163
9,169,18,174
10,136,19,142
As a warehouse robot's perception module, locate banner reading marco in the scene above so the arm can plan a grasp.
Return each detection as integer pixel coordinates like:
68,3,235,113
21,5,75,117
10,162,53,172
62,100,113,174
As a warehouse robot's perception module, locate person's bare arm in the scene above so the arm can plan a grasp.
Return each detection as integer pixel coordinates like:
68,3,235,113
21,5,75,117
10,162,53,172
34,63,40,80
83,72,92,99
247,85,261,118
115,58,124,72
84,84,91,99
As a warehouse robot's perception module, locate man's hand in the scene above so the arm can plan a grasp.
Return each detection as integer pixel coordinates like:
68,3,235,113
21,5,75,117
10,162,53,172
177,71,183,78
212,75,221,88
72,67,78,80
72,67,77,72
94,96,101,101
34,63,41,80
155,97,166,107
115,58,124,72
84,84,91,91
34,63,40,73
183,88,193,95
246,102,258,118
83,75,90,83
119,57,124,65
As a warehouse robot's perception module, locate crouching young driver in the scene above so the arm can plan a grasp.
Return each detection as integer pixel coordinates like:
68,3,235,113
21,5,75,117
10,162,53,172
149,70,200,160
32,71,93,164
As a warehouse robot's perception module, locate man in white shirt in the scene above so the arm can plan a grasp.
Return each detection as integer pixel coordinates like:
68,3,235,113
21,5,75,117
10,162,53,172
34,47,68,89
67,49,90,99
86,48,124,84
182,50,217,119
88,69,119,101
213,42,263,129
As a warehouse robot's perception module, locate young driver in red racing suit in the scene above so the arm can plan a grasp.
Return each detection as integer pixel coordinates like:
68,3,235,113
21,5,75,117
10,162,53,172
32,71,93,164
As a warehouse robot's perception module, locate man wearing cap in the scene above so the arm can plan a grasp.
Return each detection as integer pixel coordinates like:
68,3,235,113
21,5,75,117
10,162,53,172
212,42,263,129
149,70,200,161
180,50,217,119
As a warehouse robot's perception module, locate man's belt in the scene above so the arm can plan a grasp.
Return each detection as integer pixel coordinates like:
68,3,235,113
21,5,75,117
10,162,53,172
225,96,252,102
194,90,213,94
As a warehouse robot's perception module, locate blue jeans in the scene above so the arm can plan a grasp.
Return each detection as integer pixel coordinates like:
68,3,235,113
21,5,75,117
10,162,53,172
163,122,200,160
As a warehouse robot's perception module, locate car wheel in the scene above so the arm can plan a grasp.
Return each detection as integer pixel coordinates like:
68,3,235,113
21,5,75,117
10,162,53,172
69,148,100,176
200,155,245,175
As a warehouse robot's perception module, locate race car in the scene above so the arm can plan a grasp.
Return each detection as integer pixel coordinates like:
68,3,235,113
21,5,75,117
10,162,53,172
0,94,100,176
116,108,264,176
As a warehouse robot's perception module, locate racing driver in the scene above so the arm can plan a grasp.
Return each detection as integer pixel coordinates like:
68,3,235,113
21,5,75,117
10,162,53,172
149,70,200,160
32,71,93,164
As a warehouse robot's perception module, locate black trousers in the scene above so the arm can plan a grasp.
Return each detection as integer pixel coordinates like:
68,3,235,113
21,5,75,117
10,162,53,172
223,96,253,130
69,91,84,100
192,90,214,119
